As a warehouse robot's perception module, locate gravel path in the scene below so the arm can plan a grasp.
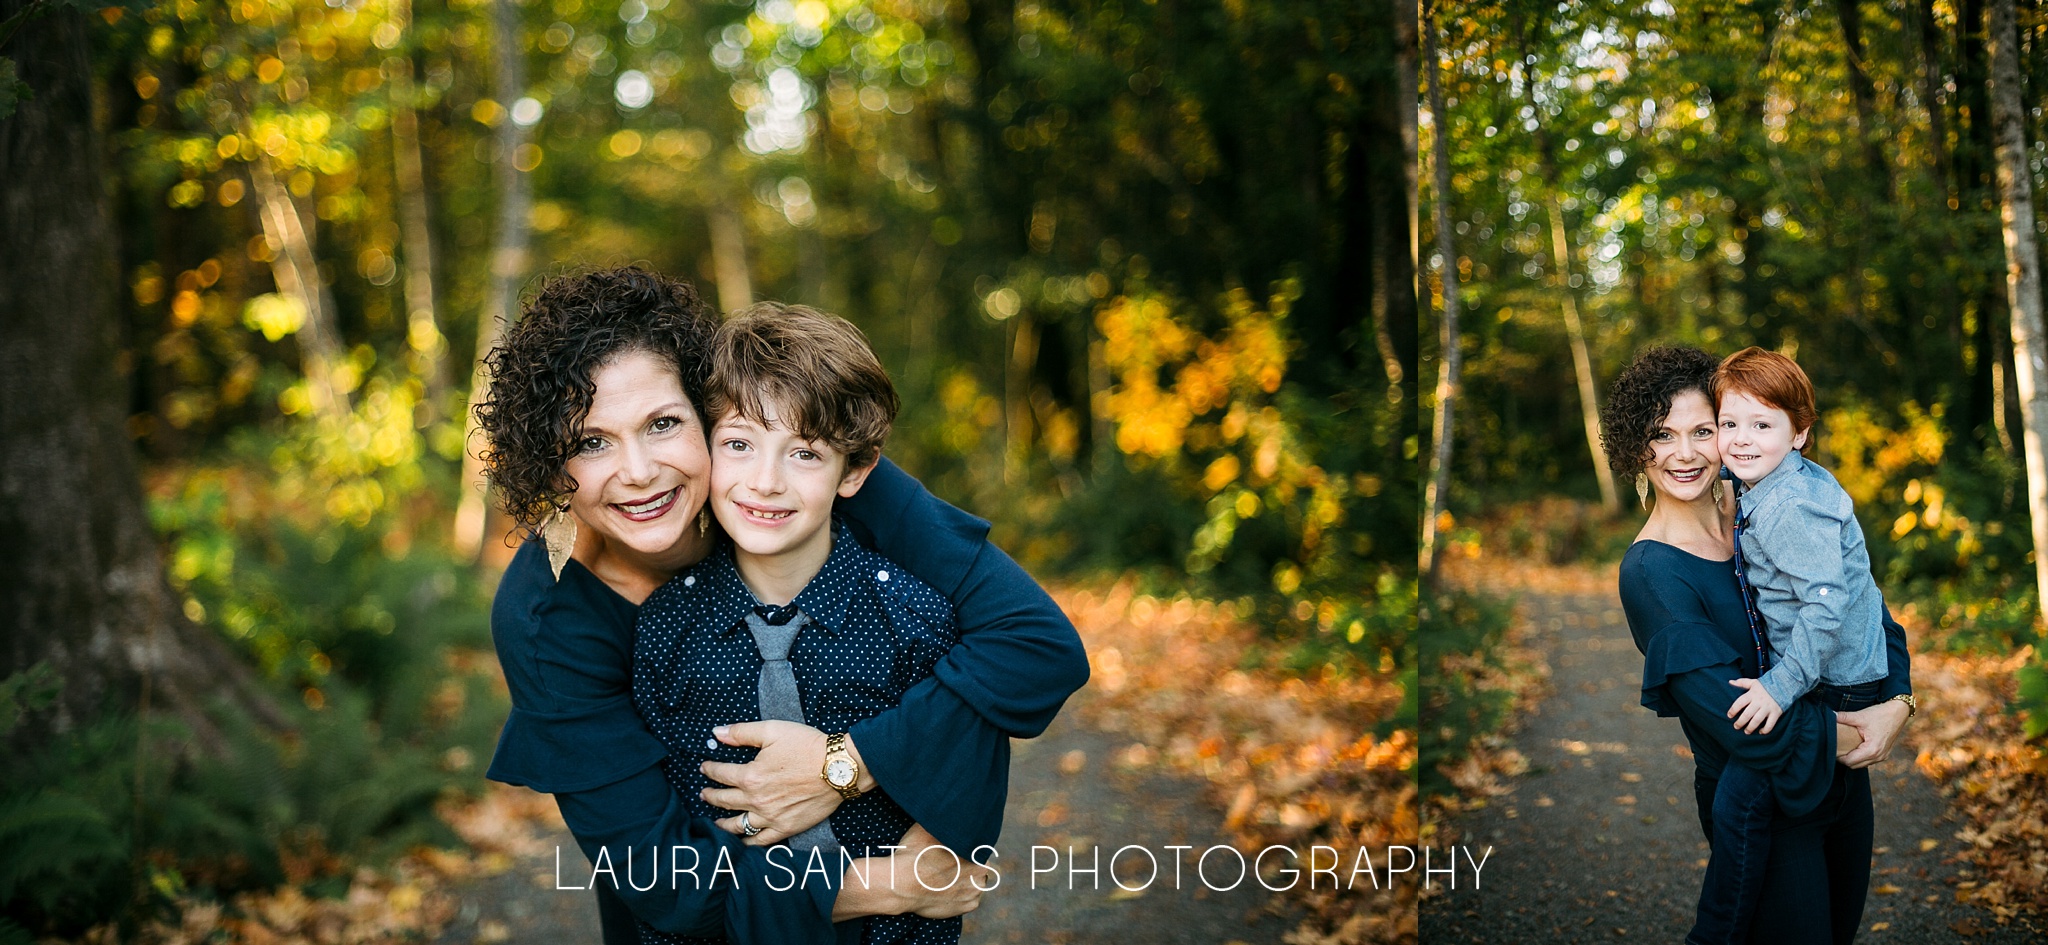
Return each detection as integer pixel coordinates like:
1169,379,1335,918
1420,588,2042,943
432,712,1295,943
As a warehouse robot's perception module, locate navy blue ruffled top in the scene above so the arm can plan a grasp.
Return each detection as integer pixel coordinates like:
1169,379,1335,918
1620,540,1841,817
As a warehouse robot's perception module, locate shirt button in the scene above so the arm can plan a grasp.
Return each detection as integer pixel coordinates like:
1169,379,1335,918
877,570,890,582
684,576,696,587
706,738,718,750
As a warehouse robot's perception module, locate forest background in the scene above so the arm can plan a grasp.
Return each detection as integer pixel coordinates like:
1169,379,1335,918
0,0,1414,939
1418,0,2048,909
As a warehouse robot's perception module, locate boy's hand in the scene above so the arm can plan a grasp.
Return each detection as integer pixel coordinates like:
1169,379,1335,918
1727,678,1784,735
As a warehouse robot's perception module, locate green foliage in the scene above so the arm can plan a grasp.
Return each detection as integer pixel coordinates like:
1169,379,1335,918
2019,661,2048,742
150,461,493,714
0,713,139,934
1417,586,1517,798
0,56,22,122
0,662,61,737
0,455,501,935
0,685,477,936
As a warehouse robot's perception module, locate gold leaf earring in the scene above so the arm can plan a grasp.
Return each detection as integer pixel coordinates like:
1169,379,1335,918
698,508,710,539
543,506,577,581
1712,479,1725,503
1636,472,1650,510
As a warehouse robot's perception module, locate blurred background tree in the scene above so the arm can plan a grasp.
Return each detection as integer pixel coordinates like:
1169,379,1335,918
1420,0,2048,754
0,0,1410,935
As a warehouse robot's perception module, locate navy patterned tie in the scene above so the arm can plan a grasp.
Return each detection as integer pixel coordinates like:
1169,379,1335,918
742,606,840,856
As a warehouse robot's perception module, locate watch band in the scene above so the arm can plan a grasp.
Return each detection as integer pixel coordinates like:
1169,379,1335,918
1890,692,1917,718
822,732,863,800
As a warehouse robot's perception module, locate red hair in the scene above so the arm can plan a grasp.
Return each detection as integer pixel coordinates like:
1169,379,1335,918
1714,347,1818,447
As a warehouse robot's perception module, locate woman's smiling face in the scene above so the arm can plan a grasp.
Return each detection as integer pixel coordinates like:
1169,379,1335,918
1646,388,1720,505
561,348,712,572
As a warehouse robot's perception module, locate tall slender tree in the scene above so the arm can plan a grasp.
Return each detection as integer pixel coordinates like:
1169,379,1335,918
1421,0,1461,585
454,0,534,559
1989,0,2048,626
389,0,447,416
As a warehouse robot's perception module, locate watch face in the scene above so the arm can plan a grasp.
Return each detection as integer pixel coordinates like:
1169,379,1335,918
826,758,856,787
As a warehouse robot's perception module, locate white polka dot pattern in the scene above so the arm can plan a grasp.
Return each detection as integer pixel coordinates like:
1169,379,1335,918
631,519,961,945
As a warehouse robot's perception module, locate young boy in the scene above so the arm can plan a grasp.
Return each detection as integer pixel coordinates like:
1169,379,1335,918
631,302,963,945
1692,346,1896,944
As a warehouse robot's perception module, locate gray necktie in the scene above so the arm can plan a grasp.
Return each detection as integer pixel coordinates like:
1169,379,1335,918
742,608,841,857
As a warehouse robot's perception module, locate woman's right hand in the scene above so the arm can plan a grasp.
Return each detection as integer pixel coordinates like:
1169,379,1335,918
895,824,991,918
831,824,992,921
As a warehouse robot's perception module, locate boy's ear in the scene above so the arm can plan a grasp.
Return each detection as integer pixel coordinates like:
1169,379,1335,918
837,453,878,498
1793,426,1811,451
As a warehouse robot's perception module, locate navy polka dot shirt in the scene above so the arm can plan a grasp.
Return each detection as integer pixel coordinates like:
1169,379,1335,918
632,519,961,945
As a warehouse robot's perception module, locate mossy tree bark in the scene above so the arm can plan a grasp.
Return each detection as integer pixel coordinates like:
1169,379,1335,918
0,1,281,751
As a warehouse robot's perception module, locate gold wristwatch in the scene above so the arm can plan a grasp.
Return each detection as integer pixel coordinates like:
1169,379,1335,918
822,732,863,800
1890,693,1917,718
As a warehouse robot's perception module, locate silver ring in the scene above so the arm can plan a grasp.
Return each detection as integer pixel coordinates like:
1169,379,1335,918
739,811,762,837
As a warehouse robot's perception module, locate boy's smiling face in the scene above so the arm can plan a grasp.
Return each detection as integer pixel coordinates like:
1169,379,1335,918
709,402,875,570
1717,389,1809,486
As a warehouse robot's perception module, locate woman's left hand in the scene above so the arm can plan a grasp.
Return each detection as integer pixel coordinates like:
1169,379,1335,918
1836,699,1912,769
700,720,841,845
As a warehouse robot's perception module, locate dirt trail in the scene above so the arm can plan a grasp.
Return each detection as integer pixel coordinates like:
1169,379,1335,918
1420,586,2040,943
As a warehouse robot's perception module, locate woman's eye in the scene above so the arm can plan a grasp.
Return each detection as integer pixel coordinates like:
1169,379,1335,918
651,416,679,433
577,436,605,454
1652,431,1671,442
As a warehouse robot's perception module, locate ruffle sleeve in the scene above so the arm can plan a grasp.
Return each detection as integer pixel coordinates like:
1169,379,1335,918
1639,620,1744,718
486,540,669,794
486,697,669,794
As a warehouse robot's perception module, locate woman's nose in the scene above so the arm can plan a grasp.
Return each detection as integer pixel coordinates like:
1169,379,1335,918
620,438,658,485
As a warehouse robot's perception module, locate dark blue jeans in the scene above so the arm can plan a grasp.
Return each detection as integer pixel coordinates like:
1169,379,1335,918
1687,679,1884,945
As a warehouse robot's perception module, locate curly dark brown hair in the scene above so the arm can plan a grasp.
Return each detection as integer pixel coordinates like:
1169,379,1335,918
1599,345,1721,480
474,267,717,536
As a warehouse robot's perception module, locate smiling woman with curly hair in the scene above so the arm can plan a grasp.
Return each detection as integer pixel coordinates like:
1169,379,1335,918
469,266,1090,945
475,267,716,538
1599,344,1914,944
1597,345,1720,487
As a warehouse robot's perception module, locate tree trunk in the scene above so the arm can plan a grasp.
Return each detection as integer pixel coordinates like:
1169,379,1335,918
249,160,349,420
1395,0,1419,301
1004,313,1039,485
1988,0,2048,627
1835,0,1896,199
708,202,754,313
0,2,282,751
1548,193,1618,512
1420,0,1462,587
1913,0,1955,195
389,0,447,418
454,0,533,559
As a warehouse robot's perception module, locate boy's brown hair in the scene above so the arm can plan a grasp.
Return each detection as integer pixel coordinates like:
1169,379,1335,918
704,301,899,470
1714,346,1818,449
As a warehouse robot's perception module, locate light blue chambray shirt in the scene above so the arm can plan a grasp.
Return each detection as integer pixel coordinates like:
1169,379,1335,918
1737,452,1889,709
